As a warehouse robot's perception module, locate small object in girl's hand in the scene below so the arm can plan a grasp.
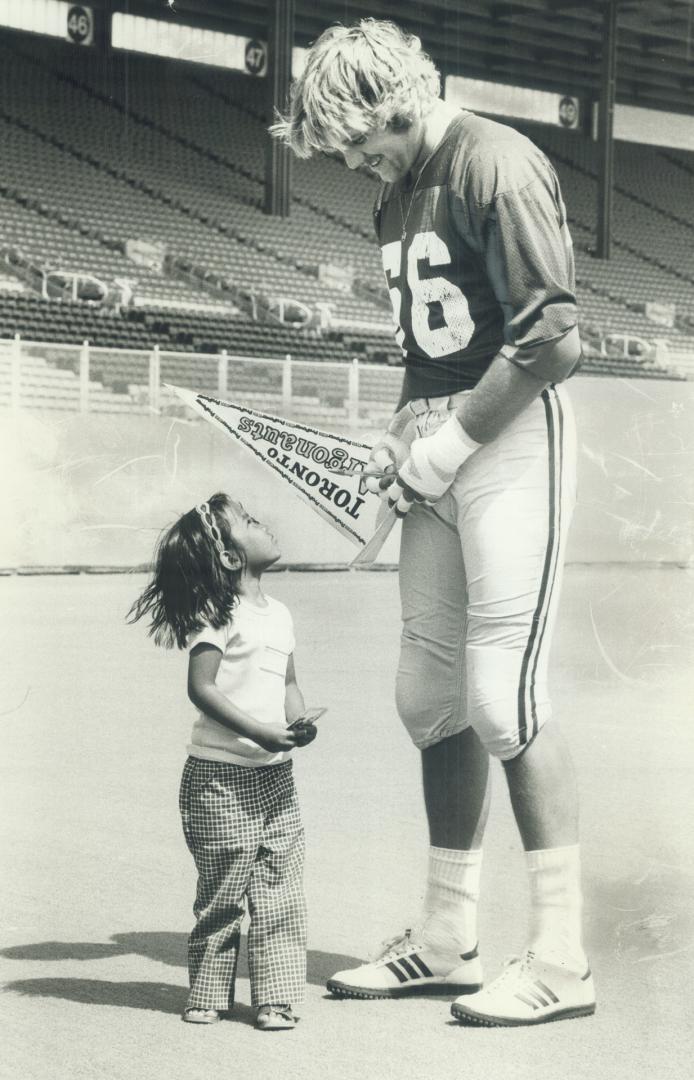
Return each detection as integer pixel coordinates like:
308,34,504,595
287,707,327,729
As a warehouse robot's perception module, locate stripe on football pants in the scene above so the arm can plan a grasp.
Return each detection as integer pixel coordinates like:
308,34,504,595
517,387,565,747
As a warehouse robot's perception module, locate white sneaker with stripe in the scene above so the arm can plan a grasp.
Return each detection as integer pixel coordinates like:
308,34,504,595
450,950,596,1026
327,929,483,999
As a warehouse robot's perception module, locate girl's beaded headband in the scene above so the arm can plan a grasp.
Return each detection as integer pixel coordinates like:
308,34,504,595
195,502,238,570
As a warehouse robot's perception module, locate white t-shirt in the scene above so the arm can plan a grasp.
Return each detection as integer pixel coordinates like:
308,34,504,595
187,595,295,767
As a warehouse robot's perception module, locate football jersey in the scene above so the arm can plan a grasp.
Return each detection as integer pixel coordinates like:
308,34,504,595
373,111,578,400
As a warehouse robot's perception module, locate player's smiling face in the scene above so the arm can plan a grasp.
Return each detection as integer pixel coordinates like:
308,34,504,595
338,123,423,182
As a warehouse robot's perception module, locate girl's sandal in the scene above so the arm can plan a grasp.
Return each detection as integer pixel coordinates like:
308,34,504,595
182,1008,221,1024
255,1004,296,1031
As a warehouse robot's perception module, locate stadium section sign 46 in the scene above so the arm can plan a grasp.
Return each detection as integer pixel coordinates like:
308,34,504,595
67,5,93,45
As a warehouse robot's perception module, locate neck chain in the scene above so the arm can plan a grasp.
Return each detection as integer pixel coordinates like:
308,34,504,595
398,120,458,242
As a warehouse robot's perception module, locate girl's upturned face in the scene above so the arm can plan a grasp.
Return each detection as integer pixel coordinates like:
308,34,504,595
224,502,281,569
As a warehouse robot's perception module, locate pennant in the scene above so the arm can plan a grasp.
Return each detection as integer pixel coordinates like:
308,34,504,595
351,505,399,566
169,385,383,548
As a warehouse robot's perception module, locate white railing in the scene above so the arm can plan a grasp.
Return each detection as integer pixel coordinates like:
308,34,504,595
2,334,403,424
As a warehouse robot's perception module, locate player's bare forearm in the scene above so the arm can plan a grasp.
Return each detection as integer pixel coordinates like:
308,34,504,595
385,355,550,510
392,357,547,445
377,350,553,510
395,372,410,413
455,355,548,444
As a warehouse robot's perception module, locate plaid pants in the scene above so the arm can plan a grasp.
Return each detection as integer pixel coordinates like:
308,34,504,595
179,756,306,1010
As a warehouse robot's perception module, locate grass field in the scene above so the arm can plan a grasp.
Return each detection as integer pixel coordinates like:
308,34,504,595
2,566,693,1080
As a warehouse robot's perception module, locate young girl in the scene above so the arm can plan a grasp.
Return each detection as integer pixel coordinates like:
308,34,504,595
128,493,318,1031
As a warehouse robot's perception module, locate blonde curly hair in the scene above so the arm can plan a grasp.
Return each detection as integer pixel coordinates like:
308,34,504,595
269,19,441,158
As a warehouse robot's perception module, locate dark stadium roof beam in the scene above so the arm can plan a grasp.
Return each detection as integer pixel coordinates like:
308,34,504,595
417,17,599,66
264,0,293,219
128,0,694,113
545,1,612,10
439,33,585,64
596,0,618,260
489,3,533,18
439,49,596,89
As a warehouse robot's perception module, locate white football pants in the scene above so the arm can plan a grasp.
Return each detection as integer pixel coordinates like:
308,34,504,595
396,385,576,760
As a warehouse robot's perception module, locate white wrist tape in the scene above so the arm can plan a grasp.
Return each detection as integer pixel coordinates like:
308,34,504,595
398,415,481,503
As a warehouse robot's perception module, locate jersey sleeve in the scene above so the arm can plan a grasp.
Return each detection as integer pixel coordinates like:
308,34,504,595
457,143,579,381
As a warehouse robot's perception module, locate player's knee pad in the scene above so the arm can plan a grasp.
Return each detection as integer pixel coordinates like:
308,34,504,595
395,640,468,750
463,631,553,759
467,691,551,761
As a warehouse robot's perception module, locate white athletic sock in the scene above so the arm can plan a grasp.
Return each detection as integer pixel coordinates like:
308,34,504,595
421,846,482,956
526,844,586,970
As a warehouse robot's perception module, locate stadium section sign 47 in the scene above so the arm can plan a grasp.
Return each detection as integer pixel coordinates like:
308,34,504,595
170,386,384,551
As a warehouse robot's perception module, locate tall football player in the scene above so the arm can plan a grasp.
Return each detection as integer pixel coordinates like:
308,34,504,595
272,18,595,1027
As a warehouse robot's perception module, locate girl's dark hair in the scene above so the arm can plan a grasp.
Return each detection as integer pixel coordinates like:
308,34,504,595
127,493,244,649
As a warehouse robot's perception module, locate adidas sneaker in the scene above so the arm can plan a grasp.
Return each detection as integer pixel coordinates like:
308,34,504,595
450,949,596,1026
327,929,483,1000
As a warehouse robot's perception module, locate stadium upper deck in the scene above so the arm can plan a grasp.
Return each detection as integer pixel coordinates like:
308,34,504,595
0,25,693,406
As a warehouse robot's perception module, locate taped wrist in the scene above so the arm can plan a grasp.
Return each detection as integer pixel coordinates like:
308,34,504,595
399,415,481,501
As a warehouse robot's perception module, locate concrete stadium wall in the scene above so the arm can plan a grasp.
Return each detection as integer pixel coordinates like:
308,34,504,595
1,375,692,569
